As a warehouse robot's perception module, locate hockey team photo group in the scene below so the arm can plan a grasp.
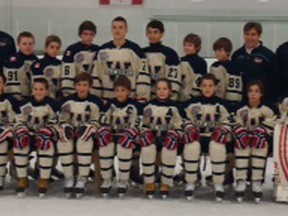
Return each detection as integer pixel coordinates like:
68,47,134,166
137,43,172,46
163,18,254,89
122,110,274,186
1,16,288,204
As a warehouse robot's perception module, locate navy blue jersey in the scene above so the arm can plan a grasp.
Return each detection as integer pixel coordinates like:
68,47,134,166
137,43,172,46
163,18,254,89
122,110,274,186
143,42,180,100
0,31,16,71
211,60,243,103
180,54,207,101
61,42,99,96
3,52,38,99
30,54,62,99
232,44,280,103
276,42,288,99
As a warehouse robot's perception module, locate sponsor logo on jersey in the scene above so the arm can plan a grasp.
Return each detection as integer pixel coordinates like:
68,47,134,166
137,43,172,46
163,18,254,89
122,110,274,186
254,57,263,64
22,104,33,115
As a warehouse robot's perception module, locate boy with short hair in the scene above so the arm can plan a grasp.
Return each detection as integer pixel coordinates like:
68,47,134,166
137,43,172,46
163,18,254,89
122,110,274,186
3,31,38,100
211,37,243,104
14,78,58,197
61,21,99,96
180,33,207,102
142,19,180,101
30,35,62,99
57,72,102,198
98,75,142,197
94,16,150,102
183,73,231,201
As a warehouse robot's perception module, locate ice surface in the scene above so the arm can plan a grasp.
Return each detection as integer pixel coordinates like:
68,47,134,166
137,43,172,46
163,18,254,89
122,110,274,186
0,158,286,216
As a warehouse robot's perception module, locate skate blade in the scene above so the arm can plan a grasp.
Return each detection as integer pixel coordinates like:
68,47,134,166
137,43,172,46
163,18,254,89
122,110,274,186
65,193,72,198
216,197,223,202
161,195,167,200
39,193,46,199
17,192,26,198
237,197,243,203
255,198,261,203
76,193,83,199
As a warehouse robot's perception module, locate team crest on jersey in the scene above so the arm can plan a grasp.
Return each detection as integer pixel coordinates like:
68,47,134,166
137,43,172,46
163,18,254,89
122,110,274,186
45,68,54,77
35,63,40,68
75,53,85,63
254,57,263,64
144,108,153,118
240,109,249,123
0,41,7,46
10,56,17,62
99,51,109,61
191,105,201,116
21,104,33,115
62,104,71,113
66,51,71,56
23,62,30,71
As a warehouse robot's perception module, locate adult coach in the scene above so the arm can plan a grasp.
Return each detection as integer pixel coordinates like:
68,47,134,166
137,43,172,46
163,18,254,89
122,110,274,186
232,22,280,103
0,30,16,73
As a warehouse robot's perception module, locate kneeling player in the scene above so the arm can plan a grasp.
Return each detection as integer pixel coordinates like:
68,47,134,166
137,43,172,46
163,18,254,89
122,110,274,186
140,78,183,199
0,74,18,190
14,78,58,197
183,74,231,201
57,73,102,198
98,76,142,197
233,81,277,203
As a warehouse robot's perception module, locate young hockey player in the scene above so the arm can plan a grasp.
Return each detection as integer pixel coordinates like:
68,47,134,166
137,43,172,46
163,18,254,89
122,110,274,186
210,37,243,187
233,81,277,203
211,37,243,104
0,74,18,190
14,78,58,197
143,20,180,101
98,75,142,197
179,33,207,102
57,72,102,198
61,21,99,96
140,78,183,199
30,35,62,99
183,73,231,201
3,31,38,100
93,16,150,102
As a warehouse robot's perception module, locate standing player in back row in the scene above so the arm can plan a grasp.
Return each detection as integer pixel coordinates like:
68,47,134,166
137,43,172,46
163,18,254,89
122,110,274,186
179,33,207,102
93,16,150,102
142,20,180,101
61,21,99,96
